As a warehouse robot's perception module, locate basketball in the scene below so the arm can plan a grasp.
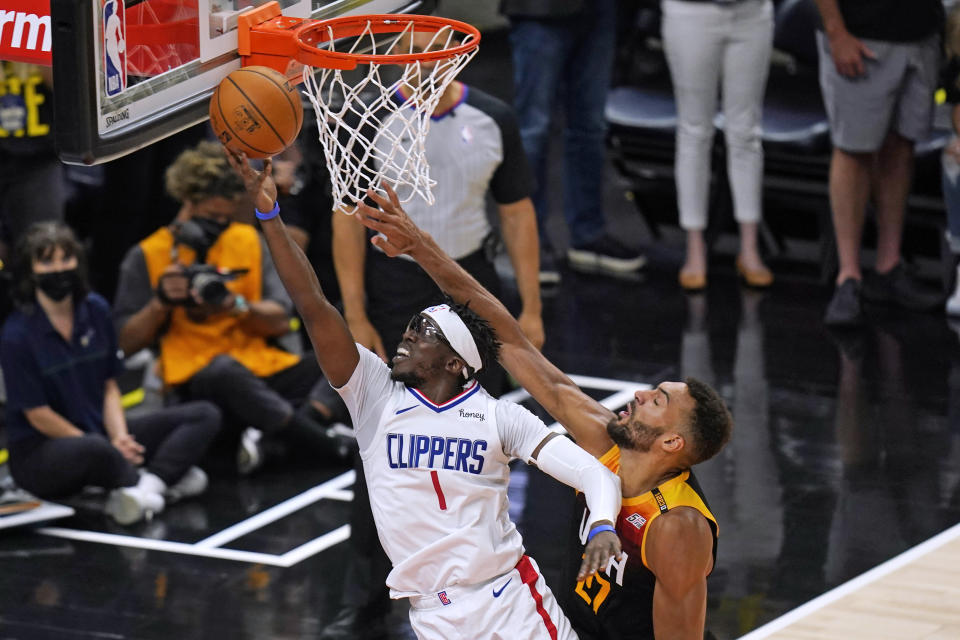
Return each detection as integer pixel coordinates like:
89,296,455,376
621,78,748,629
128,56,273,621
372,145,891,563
209,66,304,159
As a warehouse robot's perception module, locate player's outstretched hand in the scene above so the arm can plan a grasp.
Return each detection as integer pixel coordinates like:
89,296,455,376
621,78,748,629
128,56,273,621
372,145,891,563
578,522,622,581
354,185,424,257
223,147,277,214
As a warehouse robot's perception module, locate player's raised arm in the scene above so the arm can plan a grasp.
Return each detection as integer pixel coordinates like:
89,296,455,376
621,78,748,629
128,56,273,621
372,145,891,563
355,186,615,458
226,150,359,387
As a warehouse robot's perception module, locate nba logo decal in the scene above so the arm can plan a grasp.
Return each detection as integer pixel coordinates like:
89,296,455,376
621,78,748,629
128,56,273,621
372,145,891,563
102,0,127,96
438,591,451,606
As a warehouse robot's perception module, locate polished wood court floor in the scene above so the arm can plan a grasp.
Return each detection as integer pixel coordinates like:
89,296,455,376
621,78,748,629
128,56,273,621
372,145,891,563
742,523,960,640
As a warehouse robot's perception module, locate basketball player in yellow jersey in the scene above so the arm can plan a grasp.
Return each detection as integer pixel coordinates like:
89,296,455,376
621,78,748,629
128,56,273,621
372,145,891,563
355,186,734,639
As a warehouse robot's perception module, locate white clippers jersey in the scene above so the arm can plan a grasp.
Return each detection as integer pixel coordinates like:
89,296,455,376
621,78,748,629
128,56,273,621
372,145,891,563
336,346,552,598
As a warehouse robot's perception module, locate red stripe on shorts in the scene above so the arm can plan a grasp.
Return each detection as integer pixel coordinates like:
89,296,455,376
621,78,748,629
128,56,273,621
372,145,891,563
516,554,558,640
430,470,447,510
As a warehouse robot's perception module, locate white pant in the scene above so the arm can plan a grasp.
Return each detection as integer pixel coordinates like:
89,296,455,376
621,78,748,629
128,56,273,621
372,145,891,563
407,555,576,640
662,0,774,230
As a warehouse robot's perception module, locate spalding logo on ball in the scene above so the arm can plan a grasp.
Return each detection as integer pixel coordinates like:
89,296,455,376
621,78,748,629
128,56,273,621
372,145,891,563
209,66,304,159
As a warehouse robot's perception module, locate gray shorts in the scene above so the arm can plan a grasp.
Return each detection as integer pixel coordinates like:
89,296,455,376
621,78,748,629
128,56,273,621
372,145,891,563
817,32,940,153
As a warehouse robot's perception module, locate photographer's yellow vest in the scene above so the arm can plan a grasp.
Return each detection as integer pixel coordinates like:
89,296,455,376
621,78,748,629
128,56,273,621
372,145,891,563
140,223,299,386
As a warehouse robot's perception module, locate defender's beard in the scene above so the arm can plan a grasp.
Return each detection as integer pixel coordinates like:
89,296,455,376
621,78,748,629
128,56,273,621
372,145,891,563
606,417,664,452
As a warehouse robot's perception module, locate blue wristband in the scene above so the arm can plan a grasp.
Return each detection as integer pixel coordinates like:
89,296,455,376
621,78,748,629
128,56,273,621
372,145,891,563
587,524,616,542
255,201,280,220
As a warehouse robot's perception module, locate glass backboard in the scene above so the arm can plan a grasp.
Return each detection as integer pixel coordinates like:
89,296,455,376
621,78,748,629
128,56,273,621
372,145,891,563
51,0,434,164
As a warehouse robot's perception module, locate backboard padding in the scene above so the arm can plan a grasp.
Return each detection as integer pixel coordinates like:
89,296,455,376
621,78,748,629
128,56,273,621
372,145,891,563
52,0,435,164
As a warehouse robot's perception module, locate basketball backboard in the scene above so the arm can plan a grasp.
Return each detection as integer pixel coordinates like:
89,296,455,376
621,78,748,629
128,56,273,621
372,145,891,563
51,0,436,164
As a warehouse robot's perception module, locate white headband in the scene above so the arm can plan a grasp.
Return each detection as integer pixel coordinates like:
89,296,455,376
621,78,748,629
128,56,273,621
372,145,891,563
421,304,483,378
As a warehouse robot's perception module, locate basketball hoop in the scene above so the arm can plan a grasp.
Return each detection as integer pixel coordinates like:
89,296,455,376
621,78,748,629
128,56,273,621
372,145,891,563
238,4,481,213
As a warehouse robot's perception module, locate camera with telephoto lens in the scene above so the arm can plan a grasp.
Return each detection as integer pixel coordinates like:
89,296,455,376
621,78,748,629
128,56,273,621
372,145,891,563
159,265,249,307
186,265,249,306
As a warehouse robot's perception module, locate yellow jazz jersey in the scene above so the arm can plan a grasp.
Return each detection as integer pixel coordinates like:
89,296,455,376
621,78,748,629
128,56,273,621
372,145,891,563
561,446,718,640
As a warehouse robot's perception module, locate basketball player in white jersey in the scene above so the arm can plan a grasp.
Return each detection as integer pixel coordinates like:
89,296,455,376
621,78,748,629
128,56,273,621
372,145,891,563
354,185,734,639
227,151,624,640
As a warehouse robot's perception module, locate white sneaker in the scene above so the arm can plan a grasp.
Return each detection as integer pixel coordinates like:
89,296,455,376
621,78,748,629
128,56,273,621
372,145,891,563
105,487,165,526
137,470,167,496
164,466,208,503
948,265,960,317
237,427,264,476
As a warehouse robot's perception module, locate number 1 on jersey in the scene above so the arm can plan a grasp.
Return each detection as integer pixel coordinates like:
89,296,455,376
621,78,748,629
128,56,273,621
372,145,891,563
430,470,447,510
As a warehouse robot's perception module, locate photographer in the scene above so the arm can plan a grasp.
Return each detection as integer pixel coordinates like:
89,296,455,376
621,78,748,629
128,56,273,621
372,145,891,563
113,142,345,473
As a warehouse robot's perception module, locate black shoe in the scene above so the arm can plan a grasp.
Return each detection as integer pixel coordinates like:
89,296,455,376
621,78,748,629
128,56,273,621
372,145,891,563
539,249,561,285
824,278,865,328
567,234,646,274
862,263,944,312
318,606,388,640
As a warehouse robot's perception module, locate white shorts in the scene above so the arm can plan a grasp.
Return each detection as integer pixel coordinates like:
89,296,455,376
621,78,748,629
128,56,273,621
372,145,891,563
407,555,577,640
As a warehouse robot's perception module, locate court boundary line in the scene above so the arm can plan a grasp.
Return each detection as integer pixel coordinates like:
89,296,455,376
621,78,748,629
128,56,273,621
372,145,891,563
195,471,355,548
33,374,646,567
737,520,960,639
37,471,356,566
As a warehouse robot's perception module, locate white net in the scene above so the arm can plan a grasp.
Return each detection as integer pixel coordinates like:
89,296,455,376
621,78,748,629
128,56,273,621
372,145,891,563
300,19,479,213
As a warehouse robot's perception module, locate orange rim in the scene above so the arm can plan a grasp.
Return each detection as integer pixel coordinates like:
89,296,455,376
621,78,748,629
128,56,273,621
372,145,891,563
294,14,480,69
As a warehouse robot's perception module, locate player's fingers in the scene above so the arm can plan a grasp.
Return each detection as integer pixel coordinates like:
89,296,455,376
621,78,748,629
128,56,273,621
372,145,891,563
356,208,386,233
263,158,273,177
578,548,601,579
366,188,393,213
224,147,239,168
370,235,396,256
383,182,401,210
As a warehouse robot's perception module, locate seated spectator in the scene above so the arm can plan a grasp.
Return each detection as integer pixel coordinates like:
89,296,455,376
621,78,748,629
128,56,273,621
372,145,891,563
113,141,346,473
0,223,221,525
943,4,960,317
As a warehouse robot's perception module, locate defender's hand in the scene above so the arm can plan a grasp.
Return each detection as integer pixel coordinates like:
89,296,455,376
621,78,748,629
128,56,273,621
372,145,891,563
578,522,622,581
224,148,277,214
354,185,425,257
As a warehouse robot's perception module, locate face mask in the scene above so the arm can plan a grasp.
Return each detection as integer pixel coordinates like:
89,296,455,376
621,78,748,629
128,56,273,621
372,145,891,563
35,269,80,302
193,217,230,246
174,218,230,256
